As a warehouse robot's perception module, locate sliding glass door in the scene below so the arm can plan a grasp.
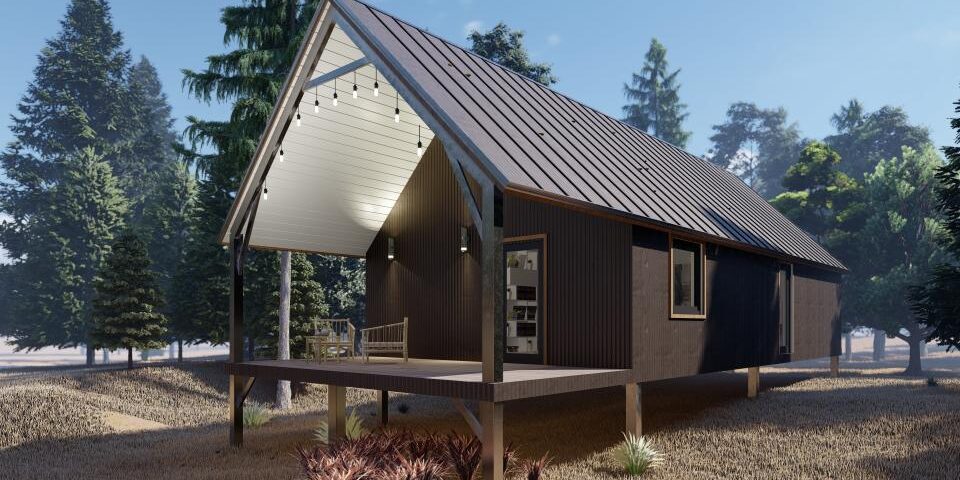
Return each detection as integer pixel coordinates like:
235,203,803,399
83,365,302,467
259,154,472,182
504,239,544,364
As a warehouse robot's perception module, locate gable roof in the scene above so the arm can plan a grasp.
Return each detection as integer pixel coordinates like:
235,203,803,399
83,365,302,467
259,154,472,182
332,0,844,271
221,0,845,271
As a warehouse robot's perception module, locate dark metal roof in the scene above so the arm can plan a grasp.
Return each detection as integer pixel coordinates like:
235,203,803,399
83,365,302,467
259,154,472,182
334,0,845,271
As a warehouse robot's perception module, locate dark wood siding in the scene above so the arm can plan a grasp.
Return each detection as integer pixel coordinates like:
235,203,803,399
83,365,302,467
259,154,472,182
632,226,840,382
366,142,633,368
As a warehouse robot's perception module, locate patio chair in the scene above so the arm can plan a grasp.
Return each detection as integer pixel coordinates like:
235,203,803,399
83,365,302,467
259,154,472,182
305,319,355,362
360,317,408,363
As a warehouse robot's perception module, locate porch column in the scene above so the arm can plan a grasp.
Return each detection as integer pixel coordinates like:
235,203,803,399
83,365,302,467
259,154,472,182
327,384,347,440
747,366,759,399
229,234,245,447
481,183,504,383
625,383,642,436
378,390,389,426
480,401,504,480
830,355,840,378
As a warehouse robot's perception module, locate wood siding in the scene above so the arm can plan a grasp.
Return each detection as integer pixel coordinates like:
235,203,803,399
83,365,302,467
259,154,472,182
632,227,840,382
366,142,633,368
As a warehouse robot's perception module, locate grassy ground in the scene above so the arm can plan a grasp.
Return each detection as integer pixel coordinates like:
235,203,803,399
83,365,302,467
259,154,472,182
1,348,959,479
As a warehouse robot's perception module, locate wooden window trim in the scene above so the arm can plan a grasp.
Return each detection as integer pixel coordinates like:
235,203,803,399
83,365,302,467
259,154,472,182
504,234,548,365
669,234,707,320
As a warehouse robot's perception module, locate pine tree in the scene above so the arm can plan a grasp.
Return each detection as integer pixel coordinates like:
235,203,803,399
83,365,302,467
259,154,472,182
622,38,691,148
92,231,168,368
468,23,557,86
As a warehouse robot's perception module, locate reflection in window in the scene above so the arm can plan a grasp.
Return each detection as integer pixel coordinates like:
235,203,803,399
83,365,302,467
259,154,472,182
671,239,704,317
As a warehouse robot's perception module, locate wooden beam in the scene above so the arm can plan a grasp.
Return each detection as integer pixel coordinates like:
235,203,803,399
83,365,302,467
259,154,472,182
481,182,504,383
830,356,839,378
480,401,504,480
378,390,389,426
747,367,759,399
625,383,642,436
448,155,483,229
327,384,347,441
451,398,483,438
303,58,370,90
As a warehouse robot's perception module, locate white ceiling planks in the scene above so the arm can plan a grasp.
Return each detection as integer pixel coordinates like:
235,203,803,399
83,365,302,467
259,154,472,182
248,23,435,256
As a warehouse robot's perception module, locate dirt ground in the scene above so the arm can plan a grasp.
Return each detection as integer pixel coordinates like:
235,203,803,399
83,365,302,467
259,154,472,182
0,342,958,479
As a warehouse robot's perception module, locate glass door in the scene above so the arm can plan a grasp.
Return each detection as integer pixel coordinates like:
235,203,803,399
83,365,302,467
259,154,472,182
504,239,544,364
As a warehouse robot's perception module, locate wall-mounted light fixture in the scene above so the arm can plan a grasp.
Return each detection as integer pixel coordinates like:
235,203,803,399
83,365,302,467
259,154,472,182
387,237,395,260
460,226,469,253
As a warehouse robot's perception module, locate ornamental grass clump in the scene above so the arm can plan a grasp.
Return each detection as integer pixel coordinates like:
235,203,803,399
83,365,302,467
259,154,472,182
612,432,663,476
314,409,370,444
242,402,273,428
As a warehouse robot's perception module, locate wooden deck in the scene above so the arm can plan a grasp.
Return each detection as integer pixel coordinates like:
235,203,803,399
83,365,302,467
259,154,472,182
225,357,632,402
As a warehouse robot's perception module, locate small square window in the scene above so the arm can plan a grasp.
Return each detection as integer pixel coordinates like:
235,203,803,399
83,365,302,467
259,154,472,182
671,238,705,318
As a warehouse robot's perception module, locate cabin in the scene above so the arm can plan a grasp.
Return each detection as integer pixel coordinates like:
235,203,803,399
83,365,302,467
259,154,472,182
220,1,844,478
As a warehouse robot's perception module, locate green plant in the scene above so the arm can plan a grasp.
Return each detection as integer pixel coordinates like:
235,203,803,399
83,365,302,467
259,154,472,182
242,402,273,429
314,409,370,444
522,452,552,480
612,432,663,476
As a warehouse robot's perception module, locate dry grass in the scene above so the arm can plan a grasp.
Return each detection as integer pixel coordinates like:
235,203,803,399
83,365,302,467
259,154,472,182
0,353,959,479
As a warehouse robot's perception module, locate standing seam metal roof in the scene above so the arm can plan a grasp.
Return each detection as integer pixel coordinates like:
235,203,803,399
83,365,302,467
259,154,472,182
335,0,846,271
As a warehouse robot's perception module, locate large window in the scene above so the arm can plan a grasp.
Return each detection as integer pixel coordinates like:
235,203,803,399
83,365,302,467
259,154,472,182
778,264,793,354
671,238,705,318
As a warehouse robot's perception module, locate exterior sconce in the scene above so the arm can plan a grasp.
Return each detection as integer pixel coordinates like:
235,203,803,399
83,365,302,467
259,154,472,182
460,226,469,253
387,237,395,260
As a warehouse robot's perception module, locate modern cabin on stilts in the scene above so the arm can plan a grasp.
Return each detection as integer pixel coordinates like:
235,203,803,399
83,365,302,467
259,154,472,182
219,1,846,478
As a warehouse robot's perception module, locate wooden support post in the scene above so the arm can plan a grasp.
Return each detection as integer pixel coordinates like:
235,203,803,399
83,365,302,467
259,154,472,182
747,367,759,399
327,384,347,441
229,234,245,447
480,401,504,480
830,355,839,378
625,383,642,436
452,398,483,438
378,390,389,426
481,184,505,383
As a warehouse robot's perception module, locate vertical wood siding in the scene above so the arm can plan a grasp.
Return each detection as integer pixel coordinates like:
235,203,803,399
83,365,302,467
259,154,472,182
365,142,633,368
632,227,840,382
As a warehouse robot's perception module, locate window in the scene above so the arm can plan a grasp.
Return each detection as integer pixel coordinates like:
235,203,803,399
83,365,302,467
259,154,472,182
671,238,705,318
778,264,793,354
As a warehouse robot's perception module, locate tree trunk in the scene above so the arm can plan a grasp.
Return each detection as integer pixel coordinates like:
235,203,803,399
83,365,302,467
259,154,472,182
86,344,96,366
247,336,255,361
872,329,886,361
844,332,853,361
904,336,923,376
127,347,133,369
177,339,183,362
276,251,292,410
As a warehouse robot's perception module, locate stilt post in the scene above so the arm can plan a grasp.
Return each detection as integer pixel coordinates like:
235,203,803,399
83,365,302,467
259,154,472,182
480,401,504,480
481,183,504,383
830,355,839,378
747,366,759,399
327,384,347,440
625,383,642,436
378,390,389,426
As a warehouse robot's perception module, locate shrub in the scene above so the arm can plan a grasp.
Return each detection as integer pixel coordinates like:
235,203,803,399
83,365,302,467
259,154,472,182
398,402,410,414
522,452,552,480
314,409,370,444
612,432,663,476
927,377,939,387
443,433,482,480
242,402,273,428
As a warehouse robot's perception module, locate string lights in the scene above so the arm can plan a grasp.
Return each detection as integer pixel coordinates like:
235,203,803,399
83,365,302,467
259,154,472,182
416,125,423,158
332,77,339,106
352,71,358,99
296,104,301,127
394,94,400,123
373,69,380,97
314,88,319,113
278,145,284,163
262,182,269,200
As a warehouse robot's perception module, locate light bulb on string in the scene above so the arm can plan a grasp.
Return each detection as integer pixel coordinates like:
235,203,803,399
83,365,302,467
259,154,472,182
314,88,319,113
352,71,358,99
416,125,423,158
296,105,301,127
278,146,284,163
394,94,400,123
332,77,338,107
262,183,269,200
373,69,379,97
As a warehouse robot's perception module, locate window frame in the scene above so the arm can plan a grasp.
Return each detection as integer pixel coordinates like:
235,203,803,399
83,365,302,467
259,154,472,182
669,235,707,320
777,263,795,355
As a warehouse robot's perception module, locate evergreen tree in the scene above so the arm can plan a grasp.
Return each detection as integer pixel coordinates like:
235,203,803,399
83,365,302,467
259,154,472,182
825,102,931,180
708,102,804,198
468,23,557,86
911,93,960,351
622,38,691,148
92,231,168,368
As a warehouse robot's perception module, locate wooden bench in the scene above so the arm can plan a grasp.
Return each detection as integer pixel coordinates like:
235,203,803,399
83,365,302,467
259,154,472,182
305,319,355,362
360,317,408,363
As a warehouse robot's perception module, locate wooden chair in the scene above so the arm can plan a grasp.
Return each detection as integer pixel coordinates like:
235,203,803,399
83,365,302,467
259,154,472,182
360,317,408,363
305,319,355,362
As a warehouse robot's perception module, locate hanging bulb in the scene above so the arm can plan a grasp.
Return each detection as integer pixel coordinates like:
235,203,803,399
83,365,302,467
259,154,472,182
296,111,301,127
262,186,269,200
352,71,358,99
395,95,400,123
278,147,284,163
314,90,319,113
332,78,338,106
417,141,423,158
373,70,380,97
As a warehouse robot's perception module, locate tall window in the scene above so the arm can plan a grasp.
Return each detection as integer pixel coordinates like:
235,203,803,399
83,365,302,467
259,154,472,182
778,264,793,353
671,238,705,318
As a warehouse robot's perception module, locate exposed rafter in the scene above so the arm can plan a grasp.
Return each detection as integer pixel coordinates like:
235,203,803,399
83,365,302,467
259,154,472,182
304,57,370,91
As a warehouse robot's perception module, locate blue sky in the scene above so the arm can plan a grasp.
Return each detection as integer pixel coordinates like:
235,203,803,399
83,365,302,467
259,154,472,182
2,0,959,156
